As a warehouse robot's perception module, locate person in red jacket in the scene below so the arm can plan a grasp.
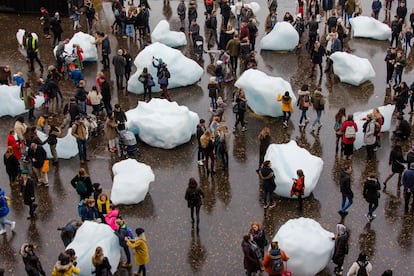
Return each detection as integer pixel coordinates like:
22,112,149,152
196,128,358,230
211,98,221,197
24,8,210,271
263,241,289,276
340,114,358,160
7,129,21,159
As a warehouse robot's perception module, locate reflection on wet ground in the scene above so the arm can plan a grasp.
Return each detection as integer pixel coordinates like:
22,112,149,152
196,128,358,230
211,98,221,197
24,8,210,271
1,0,414,275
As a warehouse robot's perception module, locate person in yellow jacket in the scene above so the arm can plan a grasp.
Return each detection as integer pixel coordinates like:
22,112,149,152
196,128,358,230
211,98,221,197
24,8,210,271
126,227,149,276
277,91,294,128
51,252,80,276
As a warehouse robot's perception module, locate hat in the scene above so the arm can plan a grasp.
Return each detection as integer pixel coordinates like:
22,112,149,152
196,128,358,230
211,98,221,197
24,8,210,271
21,169,29,175
136,227,145,235
210,76,216,82
284,91,290,97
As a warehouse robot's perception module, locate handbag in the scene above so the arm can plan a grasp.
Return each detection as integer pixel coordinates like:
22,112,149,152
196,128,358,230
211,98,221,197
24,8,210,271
147,79,155,87
158,77,167,85
86,97,92,106
41,160,50,173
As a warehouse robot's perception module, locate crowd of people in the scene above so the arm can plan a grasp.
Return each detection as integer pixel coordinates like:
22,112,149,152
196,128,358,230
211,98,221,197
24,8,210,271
2,0,414,275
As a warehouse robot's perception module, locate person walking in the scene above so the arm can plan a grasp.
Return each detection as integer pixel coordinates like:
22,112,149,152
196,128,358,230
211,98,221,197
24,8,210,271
92,246,112,276
196,119,206,165
363,174,381,221
262,241,289,276
402,163,414,213
71,168,93,200
0,189,16,235
206,11,219,48
363,113,377,160
101,76,112,116
346,253,373,276
339,165,353,216
20,243,46,276
27,143,48,187
310,88,325,132
226,34,241,75
241,234,262,276
233,94,247,132
3,146,20,186
259,160,276,209
20,169,38,219
331,223,349,275
75,80,88,114
126,228,149,276
100,32,111,71
25,32,44,73
258,127,271,167
177,0,186,29
184,177,205,229
50,12,63,47
113,49,126,90
139,67,153,102
297,84,311,127
277,91,294,128
385,47,396,88
71,116,88,164
200,131,216,175
340,114,358,160
334,108,346,153
383,144,406,190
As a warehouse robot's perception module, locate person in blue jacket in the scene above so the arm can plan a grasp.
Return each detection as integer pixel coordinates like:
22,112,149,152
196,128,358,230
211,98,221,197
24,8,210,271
0,189,16,235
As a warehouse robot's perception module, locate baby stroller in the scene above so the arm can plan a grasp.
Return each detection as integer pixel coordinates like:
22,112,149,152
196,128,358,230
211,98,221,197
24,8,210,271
62,55,76,80
118,130,140,159
194,35,204,61
86,114,104,137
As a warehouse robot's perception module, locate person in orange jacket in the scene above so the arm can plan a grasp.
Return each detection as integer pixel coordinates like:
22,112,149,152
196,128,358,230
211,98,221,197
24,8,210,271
263,241,289,276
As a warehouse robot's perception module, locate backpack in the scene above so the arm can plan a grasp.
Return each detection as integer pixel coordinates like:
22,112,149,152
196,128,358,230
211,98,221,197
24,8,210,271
356,261,368,276
334,120,341,131
206,17,212,29
301,95,310,107
188,189,199,205
76,180,87,195
344,125,356,139
270,249,283,273
319,97,325,108
164,68,171,78
126,226,134,239
232,103,239,113
239,100,247,112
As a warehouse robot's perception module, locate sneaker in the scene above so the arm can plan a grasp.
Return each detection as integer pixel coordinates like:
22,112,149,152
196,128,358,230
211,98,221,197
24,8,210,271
11,221,16,231
263,204,268,209
197,160,204,166
269,203,276,209
44,183,49,187
305,119,309,123
364,214,371,222
241,127,247,131
121,262,132,268
0,229,5,235
298,123,305,127
283,121,288,127
370,214,377,220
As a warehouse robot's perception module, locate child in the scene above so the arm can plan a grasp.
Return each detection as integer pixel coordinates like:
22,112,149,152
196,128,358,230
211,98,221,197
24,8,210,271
36,114,48,132
92,183,103,202
71,6,82,30
96,193,110,221
75,44,84,69
290,169,305,211
13,72,25,98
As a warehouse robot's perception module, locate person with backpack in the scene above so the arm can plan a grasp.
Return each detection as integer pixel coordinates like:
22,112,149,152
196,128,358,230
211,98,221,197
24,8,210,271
0,188,16,235
262,241,289,276
346,253,373,276
152,57,171,100
362,113,377,161
310,88,325,132
184,177,205,229
259,160,277,209
277,91,294,129
116,217,133,268
297,84,311,127
363,174,381,221
340,114,358,160
331,223,349,275
241,234,262,276
71,168,93,200
339,165,353,216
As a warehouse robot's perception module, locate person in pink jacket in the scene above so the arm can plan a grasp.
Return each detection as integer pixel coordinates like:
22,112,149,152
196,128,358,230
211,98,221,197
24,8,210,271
340,114,358,160
105,205,119,230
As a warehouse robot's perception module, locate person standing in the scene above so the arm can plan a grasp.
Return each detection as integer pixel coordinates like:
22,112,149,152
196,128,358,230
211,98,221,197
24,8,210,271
87,86,103,115
385,47,396,88
177,0,186,28
3,146,20,186
340,114,358,160
331,223,349,275
75,80,88,114
259,160,276,209
0,188,16,235
372,0,382,19
402,163,414,213
92,246,112,276
196,119,206,166
20,169,37,219
249,222,267,259
105,113,120,154
123,48,133,81
363,113,377,160
27,143,48,187
310,41,326,78
310,88,325,132
139,67,153,102
113,104,128,131
126,228,149,276
206,11,218,48
346,253,373,276
40,7,51,39
50,12,63,47
200,131,216,174
71,116,88,164
234,95,247,132
277,91,294,128
100,32,111,71
339,165,353,216
383,144,406,190
262,241,289,276
184,177,205,229
20,243,46,276
242,234,262,276
189,19,200,46
258,127,271,166
71,168,93,200
226,34,241,75
290,169,305,211
116,217,133,268
363,174,381,221
25,33,44,73
406,143,414,168
101,76,112,116
297,84,311,127
113,49,126,90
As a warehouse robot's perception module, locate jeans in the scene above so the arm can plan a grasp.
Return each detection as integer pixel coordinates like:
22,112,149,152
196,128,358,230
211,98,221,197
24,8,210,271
116,74,124,89
341,194,353,212
122,244,131,263
210,96,217,109
263,190,273,206
368,199,379,216
79,100,86,114
197,146,204,161
0,216,13,231
405,191,414,212
138,265,146,276
312,109,322,126
121,22,126,36
190,205,201,223
299,109,308,124
394,70,403,85
282,111,291,122
77,139,87,161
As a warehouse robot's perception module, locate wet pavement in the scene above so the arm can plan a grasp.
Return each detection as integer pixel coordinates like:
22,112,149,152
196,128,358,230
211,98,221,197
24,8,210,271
1,0,414,275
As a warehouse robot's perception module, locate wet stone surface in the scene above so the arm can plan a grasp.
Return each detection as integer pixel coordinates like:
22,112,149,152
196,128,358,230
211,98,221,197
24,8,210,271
1,0,414,275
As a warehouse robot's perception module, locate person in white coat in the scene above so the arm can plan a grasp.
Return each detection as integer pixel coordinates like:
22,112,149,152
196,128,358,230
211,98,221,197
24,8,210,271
347,253,373,276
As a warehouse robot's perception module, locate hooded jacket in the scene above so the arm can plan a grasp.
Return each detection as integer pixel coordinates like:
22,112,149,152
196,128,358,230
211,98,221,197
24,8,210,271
363,177,381,202
262,248,289,275
259,166,276,192
0,189,10,217
339,171,353,196
332,224,349,265
51,260,80,276
126,234,149,265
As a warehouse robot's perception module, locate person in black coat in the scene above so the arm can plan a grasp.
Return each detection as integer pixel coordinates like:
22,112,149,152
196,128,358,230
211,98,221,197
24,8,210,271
20,243,46,276
20,170,37,219
241,234,261,276
221,0,231,28
184,178,205,230
27,143,47,186
50,12,63,47
384,144,406,189
363,174,381,221
258,160,276,209
249,222,267,259
393,115,411,140
64,98,82,125
92,246,112,276
339,165,353,216
71,168,93,200
4,146,20,186
310,41,326,77
101,78,112,116
331,223,349,275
